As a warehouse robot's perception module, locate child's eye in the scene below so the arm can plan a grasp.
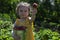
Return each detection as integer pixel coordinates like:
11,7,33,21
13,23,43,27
20,10,23,12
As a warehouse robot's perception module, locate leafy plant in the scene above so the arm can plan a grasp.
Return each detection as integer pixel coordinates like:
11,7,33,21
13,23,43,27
34,28,60,40
0,20,14,40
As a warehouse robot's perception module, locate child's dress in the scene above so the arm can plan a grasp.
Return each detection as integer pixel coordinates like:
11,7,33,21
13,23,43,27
12,17,35,40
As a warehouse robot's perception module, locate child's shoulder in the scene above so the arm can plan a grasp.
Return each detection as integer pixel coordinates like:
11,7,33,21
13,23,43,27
14,18,20,25
28,17,31,20
15,17,32,23
27,17,32,22
27,17,33,23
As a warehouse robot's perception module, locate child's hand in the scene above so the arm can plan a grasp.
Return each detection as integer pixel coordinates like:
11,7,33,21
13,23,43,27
33,3,38,8
32,3,38,15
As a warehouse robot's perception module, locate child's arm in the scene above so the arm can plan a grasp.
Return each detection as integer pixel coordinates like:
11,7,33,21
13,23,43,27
31,3,38,22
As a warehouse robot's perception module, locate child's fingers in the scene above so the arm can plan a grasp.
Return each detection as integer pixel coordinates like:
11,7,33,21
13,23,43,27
33,3,38,8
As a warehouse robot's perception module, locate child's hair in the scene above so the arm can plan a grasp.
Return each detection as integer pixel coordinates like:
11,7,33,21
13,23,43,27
16,2,31,18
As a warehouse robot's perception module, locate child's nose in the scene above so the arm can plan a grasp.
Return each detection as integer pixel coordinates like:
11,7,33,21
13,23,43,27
22,12,24,14
21,12,25,15
22,11,25,14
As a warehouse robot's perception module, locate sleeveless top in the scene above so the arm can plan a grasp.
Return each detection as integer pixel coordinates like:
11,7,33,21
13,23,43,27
13,17,35,40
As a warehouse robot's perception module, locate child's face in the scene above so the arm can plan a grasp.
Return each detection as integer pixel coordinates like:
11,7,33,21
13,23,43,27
18,6,29,18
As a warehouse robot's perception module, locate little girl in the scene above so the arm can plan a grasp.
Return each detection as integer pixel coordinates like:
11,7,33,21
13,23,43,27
12,2,38,40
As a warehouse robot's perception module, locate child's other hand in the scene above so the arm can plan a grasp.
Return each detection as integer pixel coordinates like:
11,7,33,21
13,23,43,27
33,3,38,8
32,3,38,15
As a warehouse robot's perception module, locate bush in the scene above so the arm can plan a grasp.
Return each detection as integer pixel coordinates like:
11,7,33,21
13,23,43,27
34,28,60,40
0,20,14,40
0,19,60,40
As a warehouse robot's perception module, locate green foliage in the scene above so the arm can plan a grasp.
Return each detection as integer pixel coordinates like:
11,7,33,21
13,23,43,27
34,0,60,31
35,28,60,40
0,0,20,13
0,0,60,40
0,13,11,21
0,20,60,40
0,20,14,40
